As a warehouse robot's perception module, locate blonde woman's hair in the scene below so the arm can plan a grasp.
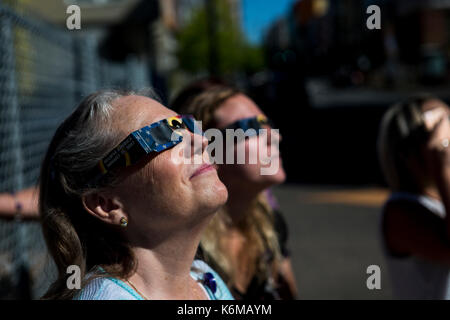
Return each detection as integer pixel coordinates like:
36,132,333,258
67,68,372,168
172,82,283,285
377,94,432,192
201,193,282,285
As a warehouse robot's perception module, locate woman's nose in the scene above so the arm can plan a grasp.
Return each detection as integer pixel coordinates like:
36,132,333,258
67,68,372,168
201,134,209,151
264,126,282,145
190,131,208,156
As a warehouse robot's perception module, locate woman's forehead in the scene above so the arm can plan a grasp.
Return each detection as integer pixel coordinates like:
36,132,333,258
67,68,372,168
112,95,177,131
422,99,449,113
214,94,263,127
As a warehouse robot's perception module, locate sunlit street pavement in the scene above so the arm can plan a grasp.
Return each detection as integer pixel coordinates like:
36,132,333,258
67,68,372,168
272,184,394,299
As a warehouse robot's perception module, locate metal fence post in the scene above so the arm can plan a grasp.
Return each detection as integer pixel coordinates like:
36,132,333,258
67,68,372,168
0,10,24,192
0,12,30,299
74,34,98,99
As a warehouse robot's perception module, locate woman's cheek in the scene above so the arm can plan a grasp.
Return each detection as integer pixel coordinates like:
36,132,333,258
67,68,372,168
233,139,263,179
159,149,186,183
230,137,258,165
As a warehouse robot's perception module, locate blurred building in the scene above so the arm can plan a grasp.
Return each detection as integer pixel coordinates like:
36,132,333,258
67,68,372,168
7,0,141,27
258,0,450,185
391,0,450,84
265,0,450,89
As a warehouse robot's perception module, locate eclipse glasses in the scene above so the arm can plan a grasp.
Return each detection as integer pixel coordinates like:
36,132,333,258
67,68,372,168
86,114,273,186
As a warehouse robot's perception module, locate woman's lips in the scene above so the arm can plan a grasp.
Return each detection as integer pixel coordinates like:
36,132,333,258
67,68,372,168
190,163,216,179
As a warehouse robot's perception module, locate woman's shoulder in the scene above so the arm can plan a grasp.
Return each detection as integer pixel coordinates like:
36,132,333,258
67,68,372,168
382,193,448,257
74,276,143,300
191,259,234,300
382,195,432,239
383,194,444,224
384,192,445,218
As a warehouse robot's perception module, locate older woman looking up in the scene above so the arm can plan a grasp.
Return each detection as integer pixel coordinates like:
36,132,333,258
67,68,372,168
39,89,233,300
172,82,298,300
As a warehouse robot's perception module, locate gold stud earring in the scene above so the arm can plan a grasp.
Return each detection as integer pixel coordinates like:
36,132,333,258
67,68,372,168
120,217,128,228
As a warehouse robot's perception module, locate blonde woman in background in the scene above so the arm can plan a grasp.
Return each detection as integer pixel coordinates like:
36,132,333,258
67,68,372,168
172,80,298,300
378,95,450,299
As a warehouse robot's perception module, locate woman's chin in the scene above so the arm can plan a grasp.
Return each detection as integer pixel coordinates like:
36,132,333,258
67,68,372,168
209,176,228,203
195,172,228,212
274,166,286,183
260,163,286,186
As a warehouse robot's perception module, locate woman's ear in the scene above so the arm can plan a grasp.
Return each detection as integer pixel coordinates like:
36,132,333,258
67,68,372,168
82,193,126,226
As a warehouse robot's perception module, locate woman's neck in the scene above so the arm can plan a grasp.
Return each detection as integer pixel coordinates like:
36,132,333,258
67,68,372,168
225,189,260,227
126,218,212,299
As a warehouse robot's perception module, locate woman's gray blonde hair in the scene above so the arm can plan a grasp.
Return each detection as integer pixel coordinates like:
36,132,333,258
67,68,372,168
377,94,432,192
40,88,159,299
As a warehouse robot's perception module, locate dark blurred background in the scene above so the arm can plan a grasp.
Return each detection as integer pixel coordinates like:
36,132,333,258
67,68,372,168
1,0,450,299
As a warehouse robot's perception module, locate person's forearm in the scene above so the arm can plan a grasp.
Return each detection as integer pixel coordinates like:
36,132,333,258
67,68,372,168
0,187,39,220
17,187,39,218
0,193,17,218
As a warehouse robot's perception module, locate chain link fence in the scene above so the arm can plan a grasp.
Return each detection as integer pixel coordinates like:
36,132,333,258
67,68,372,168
0,3,151,299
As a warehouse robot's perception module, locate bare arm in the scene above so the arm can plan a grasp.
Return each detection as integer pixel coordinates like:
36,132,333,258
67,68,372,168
0,186,39,220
